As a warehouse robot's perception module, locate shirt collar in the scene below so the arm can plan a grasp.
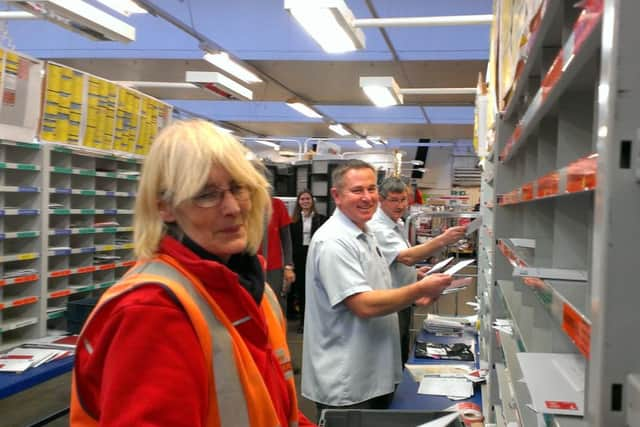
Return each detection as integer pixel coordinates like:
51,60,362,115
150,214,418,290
334,208,372,239
374,206,404,231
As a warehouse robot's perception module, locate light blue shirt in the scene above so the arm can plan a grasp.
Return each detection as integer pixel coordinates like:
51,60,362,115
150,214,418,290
369,207,417,288
301,208,401,406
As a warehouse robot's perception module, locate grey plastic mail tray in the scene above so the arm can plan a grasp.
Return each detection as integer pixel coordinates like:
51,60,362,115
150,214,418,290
318,409,464,427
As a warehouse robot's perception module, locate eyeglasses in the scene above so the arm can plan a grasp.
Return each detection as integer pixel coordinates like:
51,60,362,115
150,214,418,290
191,182,251,208
384,196,408,204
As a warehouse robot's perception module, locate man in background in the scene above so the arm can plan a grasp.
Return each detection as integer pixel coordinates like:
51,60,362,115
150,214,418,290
368,177,467,366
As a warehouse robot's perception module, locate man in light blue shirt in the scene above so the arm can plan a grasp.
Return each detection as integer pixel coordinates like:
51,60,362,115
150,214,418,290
368,177,467,366
301,160,453,416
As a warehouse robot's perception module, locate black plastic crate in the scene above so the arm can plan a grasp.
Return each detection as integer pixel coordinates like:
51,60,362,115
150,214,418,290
65,297,99,334
318,409,464,427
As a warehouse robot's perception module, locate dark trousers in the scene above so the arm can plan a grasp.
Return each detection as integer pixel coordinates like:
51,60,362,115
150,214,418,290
315,392,395,423
398,306,412,367
288,245,309,322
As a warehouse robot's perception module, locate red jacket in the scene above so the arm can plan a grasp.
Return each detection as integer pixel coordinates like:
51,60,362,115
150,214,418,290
73,236,315,426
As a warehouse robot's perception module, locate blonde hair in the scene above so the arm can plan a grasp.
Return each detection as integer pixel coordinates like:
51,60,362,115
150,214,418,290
134,119,271,259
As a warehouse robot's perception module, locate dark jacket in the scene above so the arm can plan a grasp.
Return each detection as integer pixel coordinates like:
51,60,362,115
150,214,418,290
290,213,326,253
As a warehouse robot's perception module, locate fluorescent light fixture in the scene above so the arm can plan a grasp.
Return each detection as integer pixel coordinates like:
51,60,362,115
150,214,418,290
360,76,403,107
202,52,262,84
8,0,136,42
328,123,351,136
256,140,280,151
284,0,365,53
286,101,323,119
94,0,146,16
367,136,387,145
355,139,372,149
185,71,253,100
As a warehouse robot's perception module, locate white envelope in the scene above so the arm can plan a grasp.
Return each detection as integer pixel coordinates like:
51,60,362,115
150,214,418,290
443,259,475,276
465,216,483,235
426,257,455,275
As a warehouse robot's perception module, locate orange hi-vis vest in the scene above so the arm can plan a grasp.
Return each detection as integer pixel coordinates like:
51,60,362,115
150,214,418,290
70,254,299,427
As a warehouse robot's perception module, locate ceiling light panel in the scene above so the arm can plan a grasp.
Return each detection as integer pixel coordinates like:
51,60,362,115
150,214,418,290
256,140,280,150
285,0,365,53
8,0,136,42
185,71,253,100
94,0,146,16
360,76,403,107
355,139,372,149
328,123,350,136
286,101,323,119
202,52,262,84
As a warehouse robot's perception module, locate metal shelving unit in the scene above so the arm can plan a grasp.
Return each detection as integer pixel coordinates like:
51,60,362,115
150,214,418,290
0,141,44,349
481,0,640,425
44,143,141,333
0,141,142,350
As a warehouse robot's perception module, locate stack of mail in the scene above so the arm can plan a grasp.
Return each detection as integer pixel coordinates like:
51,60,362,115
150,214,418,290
0,347,71,373
423,314,477,335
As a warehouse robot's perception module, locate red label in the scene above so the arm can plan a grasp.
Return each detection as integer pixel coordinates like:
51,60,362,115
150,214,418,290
13,274,38,284
78,266,96,273
546,400,578,410
50,269,71,278
50,290,71,298
0,280,5,287
99,263,116,271
121,261,136,267
12,297,37,307
562,303,591,358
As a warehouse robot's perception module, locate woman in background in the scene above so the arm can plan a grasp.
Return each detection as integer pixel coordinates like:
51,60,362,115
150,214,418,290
289,190,326,333
71,120,314,426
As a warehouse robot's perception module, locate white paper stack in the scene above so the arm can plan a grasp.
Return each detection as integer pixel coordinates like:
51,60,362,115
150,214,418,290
418,376,474,399
423,314,477,335
0,347,71,373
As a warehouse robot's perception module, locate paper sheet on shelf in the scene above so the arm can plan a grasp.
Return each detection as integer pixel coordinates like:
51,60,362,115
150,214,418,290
517,352,585,416
417,376,474,399
404,363,472,382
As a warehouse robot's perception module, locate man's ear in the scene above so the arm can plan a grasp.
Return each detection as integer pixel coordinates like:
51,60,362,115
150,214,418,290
158,199,176,223
330,186,339,202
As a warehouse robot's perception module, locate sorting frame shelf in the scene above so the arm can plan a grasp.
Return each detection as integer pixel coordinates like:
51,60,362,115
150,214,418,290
44,142,141,335
502,0,563,119
500,4,604,163
476,1,640,425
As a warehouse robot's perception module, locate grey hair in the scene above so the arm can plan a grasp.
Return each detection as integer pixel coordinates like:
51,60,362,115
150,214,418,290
379,176,408,198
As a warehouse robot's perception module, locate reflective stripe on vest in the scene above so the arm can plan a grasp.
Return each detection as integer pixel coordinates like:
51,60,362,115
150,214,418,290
122,260,251,427
262,285,284,326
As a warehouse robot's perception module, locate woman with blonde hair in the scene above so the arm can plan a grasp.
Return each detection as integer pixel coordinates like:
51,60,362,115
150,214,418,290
70,119,315,426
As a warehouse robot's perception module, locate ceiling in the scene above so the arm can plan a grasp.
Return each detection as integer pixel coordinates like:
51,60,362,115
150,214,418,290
3,0,492,154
